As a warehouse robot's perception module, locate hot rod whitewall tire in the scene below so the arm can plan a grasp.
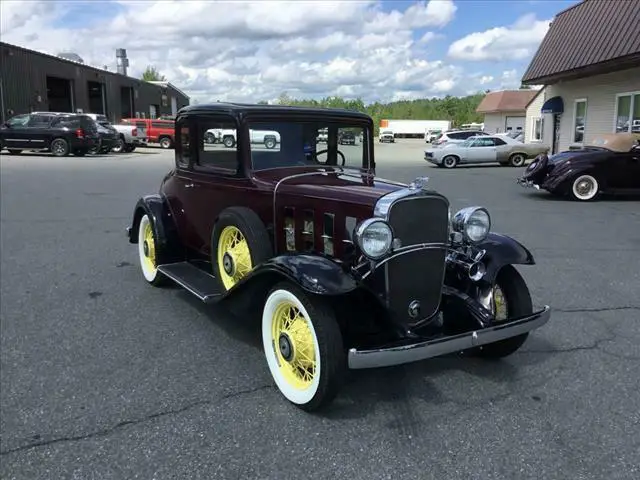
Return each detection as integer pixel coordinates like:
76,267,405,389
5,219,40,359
475,265,532,358
262,281,346,411
211,207,272,292
137,214,169,286
570,174,599,201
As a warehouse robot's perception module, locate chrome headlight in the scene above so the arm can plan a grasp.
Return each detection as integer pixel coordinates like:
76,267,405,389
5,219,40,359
354,218,393,259
451,206,491,243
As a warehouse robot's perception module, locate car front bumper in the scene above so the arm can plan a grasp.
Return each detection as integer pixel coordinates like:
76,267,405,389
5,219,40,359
348,305,551,369
516,177,541,189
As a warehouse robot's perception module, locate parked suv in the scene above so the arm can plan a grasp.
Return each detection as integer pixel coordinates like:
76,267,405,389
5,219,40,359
0,112,99,156
433,129,488,147
84,113,119,153
122,118,174,149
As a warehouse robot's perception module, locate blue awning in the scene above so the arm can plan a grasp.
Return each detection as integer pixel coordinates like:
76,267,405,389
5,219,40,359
541,96,564,114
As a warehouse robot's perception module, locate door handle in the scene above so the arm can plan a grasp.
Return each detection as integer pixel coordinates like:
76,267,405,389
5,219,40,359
184,183,195,188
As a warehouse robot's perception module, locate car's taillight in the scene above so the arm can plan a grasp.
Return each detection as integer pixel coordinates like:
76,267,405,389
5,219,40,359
132,128,137,136
76,128,85,139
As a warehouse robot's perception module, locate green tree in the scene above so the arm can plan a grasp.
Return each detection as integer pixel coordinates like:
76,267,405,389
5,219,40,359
271,92,487,135
142,65,166,82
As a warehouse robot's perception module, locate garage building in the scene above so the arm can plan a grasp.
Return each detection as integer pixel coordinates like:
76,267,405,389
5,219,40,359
521,0,640,154
0,42,190,124
475,89,539,134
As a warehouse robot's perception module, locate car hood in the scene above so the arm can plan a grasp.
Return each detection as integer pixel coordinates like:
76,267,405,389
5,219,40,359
252,167,405,211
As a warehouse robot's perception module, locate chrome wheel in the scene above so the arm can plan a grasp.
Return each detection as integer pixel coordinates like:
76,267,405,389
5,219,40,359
50,138,69,157
443,155,458,168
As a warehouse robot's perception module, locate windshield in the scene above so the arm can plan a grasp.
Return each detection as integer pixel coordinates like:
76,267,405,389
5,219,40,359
382,130,393,135
243,120,371,171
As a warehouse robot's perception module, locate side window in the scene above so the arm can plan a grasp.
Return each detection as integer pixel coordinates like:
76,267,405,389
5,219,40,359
27,114,53,127
492,137,507,146
6,114,30,127
175,120,191,168
196,118,238,173
449,132,464,140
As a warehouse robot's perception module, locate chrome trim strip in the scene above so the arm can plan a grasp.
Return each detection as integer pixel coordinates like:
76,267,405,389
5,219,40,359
360,242,449,279
348,305,551,369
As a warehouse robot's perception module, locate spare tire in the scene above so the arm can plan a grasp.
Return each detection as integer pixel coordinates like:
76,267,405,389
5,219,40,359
522,153,549,182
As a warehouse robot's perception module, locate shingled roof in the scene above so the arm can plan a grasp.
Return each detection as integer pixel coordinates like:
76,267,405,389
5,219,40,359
522,0,640,84
475,90,539,114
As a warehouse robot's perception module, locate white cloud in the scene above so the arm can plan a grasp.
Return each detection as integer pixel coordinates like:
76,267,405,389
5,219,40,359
0,0,537,104
447,13,551,61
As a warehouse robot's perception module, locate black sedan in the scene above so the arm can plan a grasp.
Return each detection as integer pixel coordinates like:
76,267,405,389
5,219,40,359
517,133,640,201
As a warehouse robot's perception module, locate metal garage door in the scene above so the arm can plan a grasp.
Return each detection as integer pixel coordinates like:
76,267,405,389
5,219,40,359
505,116,525,132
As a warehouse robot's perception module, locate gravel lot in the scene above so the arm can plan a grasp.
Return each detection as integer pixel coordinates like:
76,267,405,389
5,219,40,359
1,140,639,479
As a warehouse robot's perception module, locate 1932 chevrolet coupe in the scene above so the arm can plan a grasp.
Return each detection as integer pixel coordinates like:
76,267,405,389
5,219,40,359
126,103,551,411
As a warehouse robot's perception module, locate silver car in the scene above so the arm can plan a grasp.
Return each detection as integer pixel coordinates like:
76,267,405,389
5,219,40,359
425,135,550,168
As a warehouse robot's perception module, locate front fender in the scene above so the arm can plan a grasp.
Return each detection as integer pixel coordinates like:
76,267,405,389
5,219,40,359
127,194,181,256
223,253,358,299
476,233,535,284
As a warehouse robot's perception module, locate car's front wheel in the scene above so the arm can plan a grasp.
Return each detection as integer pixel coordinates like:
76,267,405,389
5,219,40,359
137,214,168,286
570,174,599,201
475,265,532,358
262,281,346,411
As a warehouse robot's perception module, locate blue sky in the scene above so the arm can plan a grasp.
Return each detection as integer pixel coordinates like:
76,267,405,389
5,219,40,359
1,0,582,103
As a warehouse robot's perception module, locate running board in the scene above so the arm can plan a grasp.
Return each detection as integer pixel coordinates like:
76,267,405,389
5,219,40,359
157,262,222,304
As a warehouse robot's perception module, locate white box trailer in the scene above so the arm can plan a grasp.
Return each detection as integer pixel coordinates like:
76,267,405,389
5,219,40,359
380,119,451,139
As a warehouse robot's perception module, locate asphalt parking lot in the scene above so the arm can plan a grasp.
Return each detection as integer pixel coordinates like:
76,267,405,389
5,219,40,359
1,141,639,479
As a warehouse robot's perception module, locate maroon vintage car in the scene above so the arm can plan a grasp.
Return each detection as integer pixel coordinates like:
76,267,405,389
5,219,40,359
126,103,551,411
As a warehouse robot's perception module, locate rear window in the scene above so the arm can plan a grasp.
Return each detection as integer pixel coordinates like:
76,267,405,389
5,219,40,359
51,116,81,128
448,132,465,140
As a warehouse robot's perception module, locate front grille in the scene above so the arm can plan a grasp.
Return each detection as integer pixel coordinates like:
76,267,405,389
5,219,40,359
385,194,450,326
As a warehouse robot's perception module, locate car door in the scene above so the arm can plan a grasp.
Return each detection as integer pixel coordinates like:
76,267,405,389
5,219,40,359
614,148,640,190
1,114,32,149
466,137,497,163
170,114,253,255
26,113,57,149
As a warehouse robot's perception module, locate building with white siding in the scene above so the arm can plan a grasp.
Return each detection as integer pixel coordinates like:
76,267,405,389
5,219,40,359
521,0,640,154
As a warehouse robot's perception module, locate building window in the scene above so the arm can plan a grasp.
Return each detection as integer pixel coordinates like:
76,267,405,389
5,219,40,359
614,92,640,133
532,117,543,141
573,99,587,143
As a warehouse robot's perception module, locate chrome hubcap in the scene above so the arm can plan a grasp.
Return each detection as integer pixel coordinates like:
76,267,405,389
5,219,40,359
576,179,593,196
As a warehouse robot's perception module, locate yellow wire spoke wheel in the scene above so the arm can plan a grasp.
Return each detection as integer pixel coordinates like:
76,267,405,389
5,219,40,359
271,301,317,390
138,214,161,283
216,226,253,290
493,284,508,322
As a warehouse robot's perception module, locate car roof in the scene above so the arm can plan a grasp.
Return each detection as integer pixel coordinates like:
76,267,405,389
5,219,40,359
178,102,372,121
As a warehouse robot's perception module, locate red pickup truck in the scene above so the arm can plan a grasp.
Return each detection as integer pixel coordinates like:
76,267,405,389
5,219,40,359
121,118,174,149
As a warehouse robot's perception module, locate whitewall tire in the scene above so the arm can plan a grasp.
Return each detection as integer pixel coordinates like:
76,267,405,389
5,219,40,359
137,214,167,286
262,282,345,411
570,174,599,201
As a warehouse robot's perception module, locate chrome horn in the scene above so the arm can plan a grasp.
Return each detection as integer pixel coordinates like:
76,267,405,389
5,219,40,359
446,252,486,282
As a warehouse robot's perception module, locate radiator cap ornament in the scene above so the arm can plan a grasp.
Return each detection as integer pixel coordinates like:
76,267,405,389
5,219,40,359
409,176,429,190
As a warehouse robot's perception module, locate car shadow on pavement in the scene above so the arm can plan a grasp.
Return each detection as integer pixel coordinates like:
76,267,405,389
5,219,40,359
173,288,556,418
518,191,640,202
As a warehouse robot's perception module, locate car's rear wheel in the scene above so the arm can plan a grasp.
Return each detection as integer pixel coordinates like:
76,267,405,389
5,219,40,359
50,138,69,157
509,153,526,167
475,265,532,358
570,174,599,201
112,136,125,153
223,136,235,148
442,155,458,168
211,207,272,292
159,137,173,149
205,132,217,144
264,137,277,149
137,214,168,286
262,281,346,411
